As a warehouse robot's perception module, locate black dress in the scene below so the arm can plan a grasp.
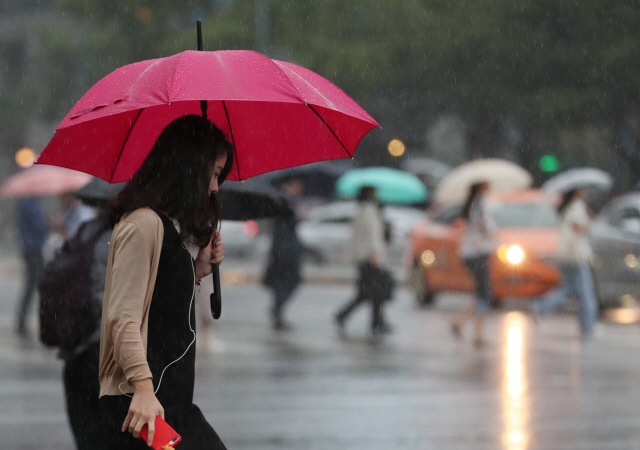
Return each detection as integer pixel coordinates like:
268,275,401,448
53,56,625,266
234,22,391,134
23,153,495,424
100,214,226,449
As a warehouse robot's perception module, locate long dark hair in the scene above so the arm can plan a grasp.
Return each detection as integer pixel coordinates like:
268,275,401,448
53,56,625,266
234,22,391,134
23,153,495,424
108,115,234,248
557,188,579,215
461,182,485,220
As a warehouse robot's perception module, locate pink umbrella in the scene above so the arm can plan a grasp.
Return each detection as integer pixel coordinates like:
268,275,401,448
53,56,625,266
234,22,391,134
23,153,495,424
36,50,379,182
1,165,92,198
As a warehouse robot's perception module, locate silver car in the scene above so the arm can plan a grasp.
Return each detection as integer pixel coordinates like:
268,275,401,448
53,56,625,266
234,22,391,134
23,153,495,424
591,193,640,306
297,201,425,265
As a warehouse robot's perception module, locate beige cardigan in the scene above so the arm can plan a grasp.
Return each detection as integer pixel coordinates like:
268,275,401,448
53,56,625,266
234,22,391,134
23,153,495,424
98,208,164,397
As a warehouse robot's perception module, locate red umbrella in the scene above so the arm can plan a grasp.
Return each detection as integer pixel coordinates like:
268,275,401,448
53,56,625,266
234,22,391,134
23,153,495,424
36,50,379,182
36,39,378,321
0,165,92,198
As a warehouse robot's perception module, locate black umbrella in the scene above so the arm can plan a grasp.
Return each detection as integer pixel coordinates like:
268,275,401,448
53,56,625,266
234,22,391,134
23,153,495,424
262,161,350,198
73,178,126,206
218,177,292,221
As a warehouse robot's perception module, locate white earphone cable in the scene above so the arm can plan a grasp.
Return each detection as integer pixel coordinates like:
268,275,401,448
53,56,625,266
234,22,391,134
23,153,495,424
119,245,197,397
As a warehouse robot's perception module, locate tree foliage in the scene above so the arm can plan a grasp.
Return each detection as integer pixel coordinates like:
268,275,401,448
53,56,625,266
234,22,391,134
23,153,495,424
9,0,640,170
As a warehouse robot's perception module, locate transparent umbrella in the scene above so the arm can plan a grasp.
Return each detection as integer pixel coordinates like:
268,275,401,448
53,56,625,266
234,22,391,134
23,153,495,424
541,168,613,193
435,158,532,205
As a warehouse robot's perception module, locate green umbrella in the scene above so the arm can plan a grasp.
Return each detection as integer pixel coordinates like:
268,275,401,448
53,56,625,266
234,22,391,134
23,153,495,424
335,167,427,204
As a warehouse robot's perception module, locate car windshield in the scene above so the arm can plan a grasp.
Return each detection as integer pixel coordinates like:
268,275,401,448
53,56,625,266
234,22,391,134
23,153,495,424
491,202,558,228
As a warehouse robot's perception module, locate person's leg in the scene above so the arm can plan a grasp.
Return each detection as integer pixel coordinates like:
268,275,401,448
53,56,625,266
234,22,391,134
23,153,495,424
470,256,492,344
452,257,487,336
535,266,574,316
370,295,384,334
16,249,43,335
376,270,395,333
271,284,288,329
335,295,365,320
451,301,477,336
575,264,599,335
335,264,367,325
179,404,227,450
473,315,486,345
271,281,298,330
64,344,105,450
376,302,393,334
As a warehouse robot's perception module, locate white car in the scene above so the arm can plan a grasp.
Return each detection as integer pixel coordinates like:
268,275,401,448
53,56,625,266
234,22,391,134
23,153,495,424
591,192,640,306
297,201,425,265
219,220,269,257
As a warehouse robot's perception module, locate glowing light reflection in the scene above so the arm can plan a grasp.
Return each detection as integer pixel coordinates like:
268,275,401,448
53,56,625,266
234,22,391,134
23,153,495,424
502,313,530,450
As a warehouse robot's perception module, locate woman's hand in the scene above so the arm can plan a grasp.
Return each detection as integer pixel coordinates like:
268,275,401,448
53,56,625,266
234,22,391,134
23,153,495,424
195,232,225,280
122,378,164,446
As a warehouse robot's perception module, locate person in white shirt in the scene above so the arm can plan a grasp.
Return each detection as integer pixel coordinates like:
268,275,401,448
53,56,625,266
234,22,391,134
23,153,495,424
532,187,598,336
335,186,391,337
451,181,497,347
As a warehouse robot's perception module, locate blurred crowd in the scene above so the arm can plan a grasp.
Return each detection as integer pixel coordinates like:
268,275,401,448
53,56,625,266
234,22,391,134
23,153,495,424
2,155,638,449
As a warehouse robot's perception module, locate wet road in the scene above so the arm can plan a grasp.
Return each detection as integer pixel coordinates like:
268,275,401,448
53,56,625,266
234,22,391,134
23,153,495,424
2,263,640,449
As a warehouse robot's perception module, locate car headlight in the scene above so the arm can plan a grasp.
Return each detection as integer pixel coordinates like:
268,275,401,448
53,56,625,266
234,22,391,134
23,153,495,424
420,250,435,266
498,244,525,265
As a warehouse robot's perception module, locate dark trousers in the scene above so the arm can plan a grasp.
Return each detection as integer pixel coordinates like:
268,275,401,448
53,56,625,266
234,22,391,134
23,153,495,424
271,281,299,315
336,263,384,331
463,255,492,313
16,248,44,332
63,342,106,450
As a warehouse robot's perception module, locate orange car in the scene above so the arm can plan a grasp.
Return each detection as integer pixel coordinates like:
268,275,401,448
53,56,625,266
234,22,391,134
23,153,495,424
407,189,560,306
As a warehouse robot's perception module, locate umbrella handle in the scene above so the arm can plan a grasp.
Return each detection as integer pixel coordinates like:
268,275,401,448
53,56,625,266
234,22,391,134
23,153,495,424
210,263,222,320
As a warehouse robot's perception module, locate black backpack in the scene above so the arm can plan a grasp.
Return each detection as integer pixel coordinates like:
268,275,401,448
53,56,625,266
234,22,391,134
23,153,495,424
39,218,107,351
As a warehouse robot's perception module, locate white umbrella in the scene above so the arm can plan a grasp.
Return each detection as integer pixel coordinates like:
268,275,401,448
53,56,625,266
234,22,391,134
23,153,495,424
435,158,532,205
541,168,613,194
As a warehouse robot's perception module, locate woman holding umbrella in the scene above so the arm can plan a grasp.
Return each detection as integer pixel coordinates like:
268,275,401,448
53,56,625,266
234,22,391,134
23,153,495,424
98,115,233,449
531,187,599,337
450,181,497,347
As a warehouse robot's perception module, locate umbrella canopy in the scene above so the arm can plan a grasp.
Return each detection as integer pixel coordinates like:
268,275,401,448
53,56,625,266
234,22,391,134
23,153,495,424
335,167,427,205
401,157,451,179
36,50,379,182
73,177,126,207
1,165,92,198
217,177,292,221
435,158,532,205
262,160,350,198
541,168,613,194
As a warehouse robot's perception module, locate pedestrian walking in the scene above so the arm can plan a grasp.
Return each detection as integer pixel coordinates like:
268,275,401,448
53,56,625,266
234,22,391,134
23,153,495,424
450,181,497,347
46,178,124,450
263,177,304,330
14,196,49,337
98,115,233,449
335,186,394,338
531,188,599,336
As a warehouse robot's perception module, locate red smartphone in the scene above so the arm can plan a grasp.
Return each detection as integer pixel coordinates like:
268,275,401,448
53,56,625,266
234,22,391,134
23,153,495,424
139,416,182,449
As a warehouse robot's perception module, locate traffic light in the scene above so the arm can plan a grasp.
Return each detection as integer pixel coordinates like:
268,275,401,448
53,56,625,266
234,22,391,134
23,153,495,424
539,155,560,172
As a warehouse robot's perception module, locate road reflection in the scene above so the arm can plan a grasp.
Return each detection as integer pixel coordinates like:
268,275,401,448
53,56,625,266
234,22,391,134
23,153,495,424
502,312,530,450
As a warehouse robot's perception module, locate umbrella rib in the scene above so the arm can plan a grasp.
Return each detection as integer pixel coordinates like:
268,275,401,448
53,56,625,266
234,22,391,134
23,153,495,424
306,104,352,158
110,109,144,183
222,101,242,180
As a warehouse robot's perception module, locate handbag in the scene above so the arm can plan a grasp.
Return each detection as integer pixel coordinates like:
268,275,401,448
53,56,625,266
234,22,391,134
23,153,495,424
360,263,395,301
